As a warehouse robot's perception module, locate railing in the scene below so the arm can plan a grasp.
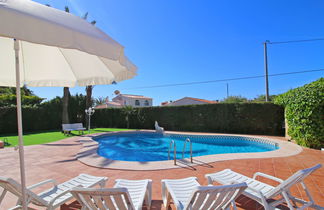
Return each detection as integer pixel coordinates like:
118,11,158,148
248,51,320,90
168,140,176,165
182,138,193,163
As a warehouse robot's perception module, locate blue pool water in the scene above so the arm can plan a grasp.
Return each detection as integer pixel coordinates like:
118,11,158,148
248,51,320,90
96,132,278,162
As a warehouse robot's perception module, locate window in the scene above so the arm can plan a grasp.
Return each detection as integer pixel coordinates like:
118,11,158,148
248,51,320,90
144,100,149,106
135,100,140,106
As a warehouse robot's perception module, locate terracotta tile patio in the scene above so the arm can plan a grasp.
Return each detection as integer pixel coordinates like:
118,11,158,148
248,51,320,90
0,134,323,210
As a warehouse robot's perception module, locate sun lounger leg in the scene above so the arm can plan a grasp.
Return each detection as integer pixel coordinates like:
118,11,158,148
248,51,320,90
144,181,152,209
161,182,171,208
0,189,7,204
282,191,295,210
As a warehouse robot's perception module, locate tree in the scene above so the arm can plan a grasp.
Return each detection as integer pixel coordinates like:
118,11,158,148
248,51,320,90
252,94,277,102
121,105,135,128
0,86,43,107
82,12,97,109
221,96,248,103
61,6,71,124
55,6,97,124
94,97,107,106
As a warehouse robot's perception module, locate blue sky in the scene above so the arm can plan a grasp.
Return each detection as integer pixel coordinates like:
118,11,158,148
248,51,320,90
32,0,324,105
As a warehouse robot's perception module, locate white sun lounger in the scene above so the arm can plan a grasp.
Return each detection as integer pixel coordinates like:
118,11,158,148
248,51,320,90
161,177,247,210
206,164,323,210
0,174,107,210
71,179,152,210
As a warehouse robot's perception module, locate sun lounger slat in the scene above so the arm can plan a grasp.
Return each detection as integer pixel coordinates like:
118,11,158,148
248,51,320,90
205,164,323,210
162,177,247,210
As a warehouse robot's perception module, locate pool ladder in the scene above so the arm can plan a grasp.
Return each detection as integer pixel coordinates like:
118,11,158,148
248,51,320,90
182,138,193,163
168,140,177,165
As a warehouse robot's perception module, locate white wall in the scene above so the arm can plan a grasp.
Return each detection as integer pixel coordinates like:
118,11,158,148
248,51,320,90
112,95,152,107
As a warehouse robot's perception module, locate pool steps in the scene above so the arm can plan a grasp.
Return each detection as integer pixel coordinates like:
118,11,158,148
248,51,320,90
182,138,193,163
168,140,177,165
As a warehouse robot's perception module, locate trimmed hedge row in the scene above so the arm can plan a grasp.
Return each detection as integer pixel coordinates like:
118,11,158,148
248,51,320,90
0,106,61,134
275,78,324,149
93,103,284,135
0,94,86,134
0,103,284,136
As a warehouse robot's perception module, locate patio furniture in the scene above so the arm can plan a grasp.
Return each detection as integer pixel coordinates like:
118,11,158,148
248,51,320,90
154,121,164,133
0,174,107,210
161,177,247,210
62,123,86,135
0,0,137,206
205,164,323,210
71,179,152,210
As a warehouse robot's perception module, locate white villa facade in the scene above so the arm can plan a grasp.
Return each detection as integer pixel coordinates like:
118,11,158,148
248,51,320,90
112,94,153,107
95,94,153,109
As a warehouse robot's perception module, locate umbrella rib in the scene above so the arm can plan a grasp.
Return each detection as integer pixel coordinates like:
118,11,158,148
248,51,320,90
58,47,78,87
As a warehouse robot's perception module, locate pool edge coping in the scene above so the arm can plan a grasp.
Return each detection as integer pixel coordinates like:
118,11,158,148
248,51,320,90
76,130,303,170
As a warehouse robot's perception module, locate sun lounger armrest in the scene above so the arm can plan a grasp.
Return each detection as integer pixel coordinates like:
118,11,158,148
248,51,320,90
27,179,57,190
253,172,284,184
48,185,82,206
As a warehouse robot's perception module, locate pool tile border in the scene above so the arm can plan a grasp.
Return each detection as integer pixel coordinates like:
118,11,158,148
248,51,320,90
76,130,302,170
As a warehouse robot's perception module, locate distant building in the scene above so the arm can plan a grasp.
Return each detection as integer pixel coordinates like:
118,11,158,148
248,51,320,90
113,94,153,107
162,97,217,106
95,94,153,109
94,101,122,109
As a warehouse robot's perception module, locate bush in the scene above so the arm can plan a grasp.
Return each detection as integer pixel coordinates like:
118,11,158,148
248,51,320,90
0,94,86,135
93,103,284,136
0,97,284,136
275,78,324,149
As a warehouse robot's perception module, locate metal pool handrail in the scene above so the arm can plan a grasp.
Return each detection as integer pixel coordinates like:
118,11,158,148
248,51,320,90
182,138,193,163
168,140,176,165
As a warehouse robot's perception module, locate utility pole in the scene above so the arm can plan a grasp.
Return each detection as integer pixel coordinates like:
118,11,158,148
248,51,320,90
226,83,229,98
264,41,270,102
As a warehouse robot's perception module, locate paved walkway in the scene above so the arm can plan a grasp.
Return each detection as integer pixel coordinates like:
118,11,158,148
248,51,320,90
0,134,323,209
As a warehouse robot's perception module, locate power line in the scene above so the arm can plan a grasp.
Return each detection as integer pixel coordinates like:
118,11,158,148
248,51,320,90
124,69,324,90
268,38,324,45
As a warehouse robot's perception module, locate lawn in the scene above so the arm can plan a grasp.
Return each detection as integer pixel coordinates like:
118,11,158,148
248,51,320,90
0,128,131,147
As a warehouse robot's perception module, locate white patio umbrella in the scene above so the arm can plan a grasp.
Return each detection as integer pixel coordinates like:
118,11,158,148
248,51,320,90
0,0,137,208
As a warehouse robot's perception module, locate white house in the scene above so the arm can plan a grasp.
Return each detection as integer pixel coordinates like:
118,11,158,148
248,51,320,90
112,94,153,107
162,97,217,106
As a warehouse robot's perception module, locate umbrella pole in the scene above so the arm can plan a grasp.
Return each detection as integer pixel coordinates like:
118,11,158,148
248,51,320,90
14,39,28,210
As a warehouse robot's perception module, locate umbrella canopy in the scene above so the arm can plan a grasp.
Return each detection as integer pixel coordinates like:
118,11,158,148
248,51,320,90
0,0,137,209
0,0,137,87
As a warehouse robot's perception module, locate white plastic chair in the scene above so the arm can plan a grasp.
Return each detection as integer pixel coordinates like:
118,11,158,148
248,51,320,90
0,174,107,210
161,177,247,210
71,179,152,210
154,121,164,133
206,164,324,210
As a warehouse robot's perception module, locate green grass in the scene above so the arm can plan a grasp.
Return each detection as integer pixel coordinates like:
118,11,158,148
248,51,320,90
0,128,131,147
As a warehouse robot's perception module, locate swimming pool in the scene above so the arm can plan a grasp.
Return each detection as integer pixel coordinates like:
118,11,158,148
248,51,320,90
96,132,279,162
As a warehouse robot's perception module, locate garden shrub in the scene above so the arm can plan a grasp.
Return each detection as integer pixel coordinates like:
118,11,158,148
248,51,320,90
0,95,284,136
93,103,284,136
274,78,324,149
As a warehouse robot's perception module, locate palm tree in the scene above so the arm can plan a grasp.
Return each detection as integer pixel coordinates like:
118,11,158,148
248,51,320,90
62,6,71,124
122,105,135,128
82,12,96,109
61,6,97,124
94,97,107,106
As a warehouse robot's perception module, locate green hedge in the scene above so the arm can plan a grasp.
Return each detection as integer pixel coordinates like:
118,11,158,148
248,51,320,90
0,106,61,134
0,102,284,136
0,94,86,135
275,78,324,149
93,103,284,135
